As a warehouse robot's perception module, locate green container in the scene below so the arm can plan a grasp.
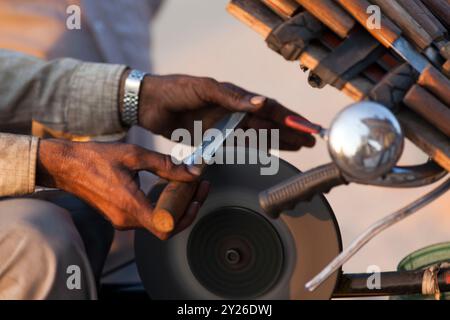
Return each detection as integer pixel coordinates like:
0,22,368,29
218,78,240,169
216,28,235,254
392,242,450,300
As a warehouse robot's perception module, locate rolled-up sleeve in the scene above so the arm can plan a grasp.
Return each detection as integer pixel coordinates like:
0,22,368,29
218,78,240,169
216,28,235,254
0,49,127,136
63,62,126,135
0,133,39,197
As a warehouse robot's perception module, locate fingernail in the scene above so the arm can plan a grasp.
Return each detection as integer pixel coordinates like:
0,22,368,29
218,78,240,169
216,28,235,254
250,96,267,107
187,165,202,176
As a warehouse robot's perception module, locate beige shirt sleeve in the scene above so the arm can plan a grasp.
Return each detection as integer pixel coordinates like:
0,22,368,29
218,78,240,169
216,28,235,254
0,134,39,197
0,49,128,196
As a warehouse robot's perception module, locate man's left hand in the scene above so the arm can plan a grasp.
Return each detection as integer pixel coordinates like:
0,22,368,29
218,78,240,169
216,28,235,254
136,74,316,151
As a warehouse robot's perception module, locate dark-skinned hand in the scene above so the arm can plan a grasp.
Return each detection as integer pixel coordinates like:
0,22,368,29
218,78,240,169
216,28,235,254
36,139,210,240
131,74,316,150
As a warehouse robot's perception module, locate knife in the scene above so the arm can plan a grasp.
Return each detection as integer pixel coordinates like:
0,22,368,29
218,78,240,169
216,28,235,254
152,112,246,234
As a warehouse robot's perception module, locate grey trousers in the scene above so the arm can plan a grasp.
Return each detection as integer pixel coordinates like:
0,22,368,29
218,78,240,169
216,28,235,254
0,192,114,299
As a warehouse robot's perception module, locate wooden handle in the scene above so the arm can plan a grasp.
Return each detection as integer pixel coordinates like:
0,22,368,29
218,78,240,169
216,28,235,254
227,0,283,38
404,84,450,137
152,181,199,233
295,0,355,38
335,0,402,48
370,0,433,51
262,0,300,19
400,0,448,39
418,65,450,106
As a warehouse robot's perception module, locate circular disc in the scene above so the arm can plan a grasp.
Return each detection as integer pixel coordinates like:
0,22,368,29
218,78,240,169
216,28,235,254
135,149,342,300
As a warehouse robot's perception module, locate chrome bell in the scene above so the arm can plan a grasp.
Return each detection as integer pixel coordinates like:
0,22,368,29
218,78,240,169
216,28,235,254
327,102,404,181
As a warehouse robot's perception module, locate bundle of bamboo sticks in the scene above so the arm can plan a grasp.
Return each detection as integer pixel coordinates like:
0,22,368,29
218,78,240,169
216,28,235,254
227,0,450,172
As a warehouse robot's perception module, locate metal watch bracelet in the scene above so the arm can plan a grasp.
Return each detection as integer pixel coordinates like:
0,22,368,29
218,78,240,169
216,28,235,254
121,69,147,127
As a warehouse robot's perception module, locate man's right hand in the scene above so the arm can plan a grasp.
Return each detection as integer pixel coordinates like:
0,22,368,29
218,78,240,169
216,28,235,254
36,139,209,240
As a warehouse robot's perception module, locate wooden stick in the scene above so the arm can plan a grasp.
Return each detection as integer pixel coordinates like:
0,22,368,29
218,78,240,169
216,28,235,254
437,42,450,61
152,181,198,233
418,65,450,106
404,84,450,137
443,60,450,78
370,0,433,51
295,0,355,38
262,0,300,19
227,0,281,37
335,0,402,48
336,0,450,73
397,0,447,41
398,0,450,61
421,0,450,30
398,110,450,171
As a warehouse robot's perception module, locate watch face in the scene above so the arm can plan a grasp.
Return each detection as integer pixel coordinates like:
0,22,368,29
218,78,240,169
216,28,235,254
135,148,342,300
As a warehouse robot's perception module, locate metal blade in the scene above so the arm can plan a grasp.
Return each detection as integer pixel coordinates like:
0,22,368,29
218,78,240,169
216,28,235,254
392,37,429,73
184,112,246,165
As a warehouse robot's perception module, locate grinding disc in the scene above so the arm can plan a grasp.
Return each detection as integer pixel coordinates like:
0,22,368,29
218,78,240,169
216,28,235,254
135,148,342,300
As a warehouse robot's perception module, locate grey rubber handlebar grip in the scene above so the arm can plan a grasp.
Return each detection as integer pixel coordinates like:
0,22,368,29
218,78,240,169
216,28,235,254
259,163,345,218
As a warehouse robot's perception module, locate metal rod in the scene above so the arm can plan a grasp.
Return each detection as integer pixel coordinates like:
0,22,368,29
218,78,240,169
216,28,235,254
306,178,450,292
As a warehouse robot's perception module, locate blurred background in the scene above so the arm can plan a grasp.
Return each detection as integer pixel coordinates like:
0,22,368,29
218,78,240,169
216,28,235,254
152,0,449,274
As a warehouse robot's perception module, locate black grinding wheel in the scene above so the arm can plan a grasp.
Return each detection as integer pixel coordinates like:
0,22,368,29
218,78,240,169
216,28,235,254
187,207,284,299
135,148,342,300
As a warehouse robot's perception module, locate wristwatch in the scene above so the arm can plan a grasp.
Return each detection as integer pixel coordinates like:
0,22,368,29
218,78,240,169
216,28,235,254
121,69,148,127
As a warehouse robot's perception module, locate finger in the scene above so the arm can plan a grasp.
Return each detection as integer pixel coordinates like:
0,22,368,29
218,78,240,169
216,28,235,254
169,180,210,237
202,80,267,113
279,140,310,151
193,180,210,205
254,98,309,126
168,180,209,233
243,98,316,138
278,127,316,149
171,201,201,236
241,115,275,131
123,146,201,181
203,80,312,133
